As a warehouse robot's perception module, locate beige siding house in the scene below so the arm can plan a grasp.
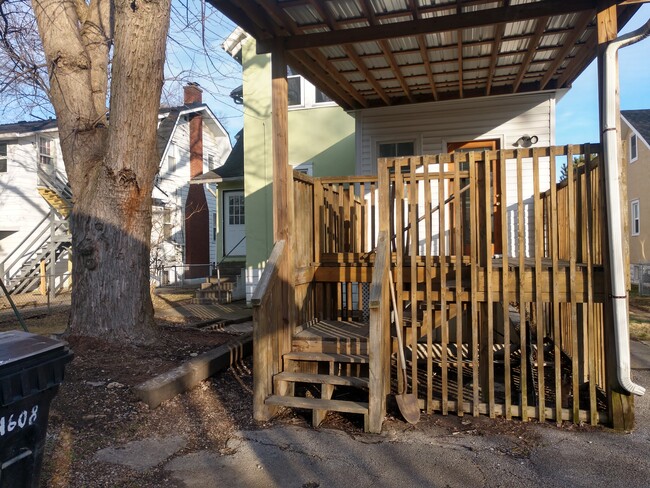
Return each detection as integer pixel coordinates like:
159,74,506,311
622,109,650,281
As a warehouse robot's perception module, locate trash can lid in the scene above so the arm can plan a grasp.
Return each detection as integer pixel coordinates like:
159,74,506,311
0,331,68,368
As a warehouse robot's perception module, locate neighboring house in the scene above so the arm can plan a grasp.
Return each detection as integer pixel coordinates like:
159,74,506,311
622,109,650,283
224,27,560,302
223,27,357,302
0,84,231,293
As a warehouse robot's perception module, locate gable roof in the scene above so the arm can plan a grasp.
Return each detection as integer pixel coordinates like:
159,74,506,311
0,119,58,138
0,103,230,164
211,0,641,111
622,109,650,148
191,129,244,184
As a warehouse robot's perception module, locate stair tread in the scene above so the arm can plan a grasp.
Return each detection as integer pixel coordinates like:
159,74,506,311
275,372,369,388
284,351,369,363
265,395,368,414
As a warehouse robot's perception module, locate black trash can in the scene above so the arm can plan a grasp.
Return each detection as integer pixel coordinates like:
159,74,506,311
0,331,73,488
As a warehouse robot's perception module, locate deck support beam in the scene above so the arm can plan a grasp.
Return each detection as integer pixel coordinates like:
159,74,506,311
597,1,635,431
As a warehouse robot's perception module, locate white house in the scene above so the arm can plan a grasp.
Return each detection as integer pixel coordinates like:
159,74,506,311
0,84,232,293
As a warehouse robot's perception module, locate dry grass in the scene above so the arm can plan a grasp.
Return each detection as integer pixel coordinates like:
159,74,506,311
629,285,650,342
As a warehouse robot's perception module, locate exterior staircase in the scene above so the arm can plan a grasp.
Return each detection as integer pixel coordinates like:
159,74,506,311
264,320,370,429
192,261,245,304
0,169,72,295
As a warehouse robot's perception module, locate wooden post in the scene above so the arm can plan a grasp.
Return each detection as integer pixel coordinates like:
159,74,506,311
39,260,47,296
597,2,634,430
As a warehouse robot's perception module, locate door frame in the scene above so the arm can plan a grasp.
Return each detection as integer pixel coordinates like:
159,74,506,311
222,189,246,257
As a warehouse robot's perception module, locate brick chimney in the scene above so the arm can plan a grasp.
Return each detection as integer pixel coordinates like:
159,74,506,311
184,82,203,105
183,82,210,278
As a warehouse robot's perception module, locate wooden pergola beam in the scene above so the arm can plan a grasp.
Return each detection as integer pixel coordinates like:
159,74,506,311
486,0,509,95
256,0,606,53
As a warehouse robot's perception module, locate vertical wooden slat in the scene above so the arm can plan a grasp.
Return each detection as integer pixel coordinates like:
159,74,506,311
550,147,562,423
454,152,465,416
370,181,377,250
484,151,495,418
409,157,419,398
517,149,528,421
568,145,580,423
439,154,449,415
314,180,323,263
469,151,480,416
584,145,598,425
424,156,434,413
395,159,405,395
533,147,546,422
499,149,511,419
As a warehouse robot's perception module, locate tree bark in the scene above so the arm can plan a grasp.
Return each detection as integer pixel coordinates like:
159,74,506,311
32,0,171,342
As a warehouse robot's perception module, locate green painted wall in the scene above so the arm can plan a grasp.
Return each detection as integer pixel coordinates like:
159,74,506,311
242,39,356,272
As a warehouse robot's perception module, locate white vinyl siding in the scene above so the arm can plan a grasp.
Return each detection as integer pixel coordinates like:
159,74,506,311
355,92,555,258
0,143,6,173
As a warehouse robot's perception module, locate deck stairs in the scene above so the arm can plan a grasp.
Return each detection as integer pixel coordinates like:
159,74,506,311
192,261,245,304
265,320,371,429
1,170,72,295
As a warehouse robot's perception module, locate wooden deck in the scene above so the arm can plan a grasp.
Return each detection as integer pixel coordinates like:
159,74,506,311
254,145,625,433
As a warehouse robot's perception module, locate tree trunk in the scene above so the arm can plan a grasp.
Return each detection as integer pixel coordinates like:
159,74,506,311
32,0,171,342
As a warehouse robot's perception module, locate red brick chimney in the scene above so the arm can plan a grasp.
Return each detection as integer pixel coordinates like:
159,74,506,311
183,82,210,278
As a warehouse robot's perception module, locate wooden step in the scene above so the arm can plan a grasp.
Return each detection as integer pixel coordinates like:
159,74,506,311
274,372,369,389
265,395,368,414
283,351,368,364
292,320,368,355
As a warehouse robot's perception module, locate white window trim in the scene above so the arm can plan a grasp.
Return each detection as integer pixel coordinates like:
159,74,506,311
294,161,314,176
371,136,421,173
38,136,55,166
631,199,640,236
630,133,639,163
288,71,304,108
0,142,7,173
167,144,177,173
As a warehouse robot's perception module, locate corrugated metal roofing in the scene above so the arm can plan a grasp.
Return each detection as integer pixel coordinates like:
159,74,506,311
213,0,641,109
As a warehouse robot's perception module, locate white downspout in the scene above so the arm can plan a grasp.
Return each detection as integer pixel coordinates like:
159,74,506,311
602,18,650,396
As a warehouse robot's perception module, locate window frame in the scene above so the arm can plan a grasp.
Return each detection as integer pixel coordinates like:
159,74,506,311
631,199,641,236
167,144,177,173
287,67,304,108
38,136,54,166
630,133,638,163
377,140,417,159
0,142,7,173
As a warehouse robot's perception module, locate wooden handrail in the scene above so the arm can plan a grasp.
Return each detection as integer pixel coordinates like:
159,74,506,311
252,240,286,307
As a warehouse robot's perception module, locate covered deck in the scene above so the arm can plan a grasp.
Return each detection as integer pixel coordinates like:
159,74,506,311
210,0,645,432
255,144,613,431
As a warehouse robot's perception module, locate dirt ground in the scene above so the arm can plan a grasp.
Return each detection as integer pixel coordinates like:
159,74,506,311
0,286,647,487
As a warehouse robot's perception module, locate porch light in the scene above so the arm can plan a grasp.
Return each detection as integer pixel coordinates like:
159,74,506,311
514,134,539,148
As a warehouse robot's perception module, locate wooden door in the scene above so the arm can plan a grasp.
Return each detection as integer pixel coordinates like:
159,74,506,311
447,140,502,256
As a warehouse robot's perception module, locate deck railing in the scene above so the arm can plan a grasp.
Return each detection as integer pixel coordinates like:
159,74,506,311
255,144,615,428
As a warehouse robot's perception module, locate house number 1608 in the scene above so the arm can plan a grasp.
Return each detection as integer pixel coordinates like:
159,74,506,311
0,406,39,436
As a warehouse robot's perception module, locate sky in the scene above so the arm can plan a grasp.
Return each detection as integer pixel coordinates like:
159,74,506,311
556,5,650,145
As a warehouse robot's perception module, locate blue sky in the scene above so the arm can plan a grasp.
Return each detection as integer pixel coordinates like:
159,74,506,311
556,5,650,145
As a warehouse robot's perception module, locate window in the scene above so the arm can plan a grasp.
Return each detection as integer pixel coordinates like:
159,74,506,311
228,194,245,225
294,162,313,176
287,67,302,107
207,154,215,171
163,208,172,240
213,212,217,241
167,144,176,172
631,134,638,162
315,88,332,104
632,200,640,236
39,137,53,166
378,141,415,158
0,143,6,173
